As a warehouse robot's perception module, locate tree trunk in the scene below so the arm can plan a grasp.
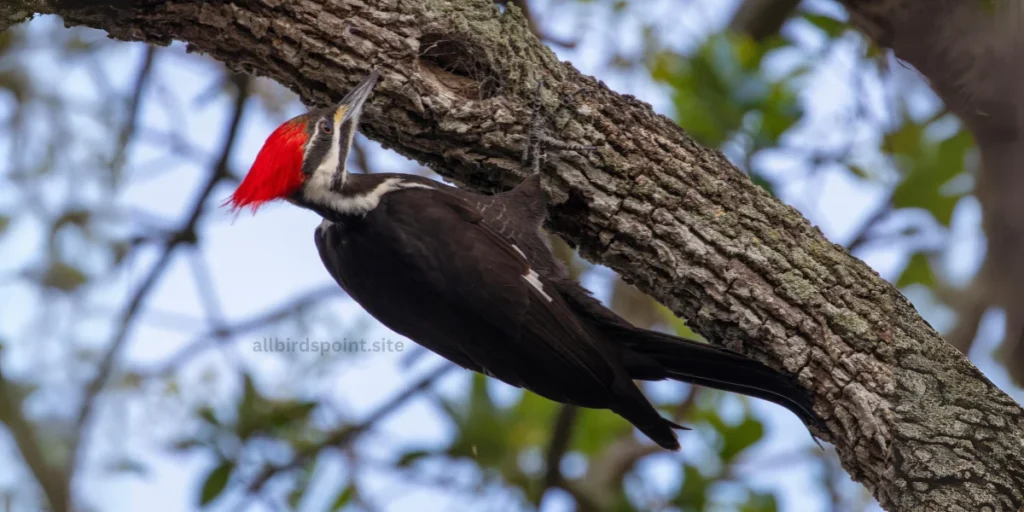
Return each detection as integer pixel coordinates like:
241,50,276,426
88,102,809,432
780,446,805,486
3,0,1022,510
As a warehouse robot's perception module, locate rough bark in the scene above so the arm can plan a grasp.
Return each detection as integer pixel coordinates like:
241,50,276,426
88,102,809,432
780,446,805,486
3,0,1023,510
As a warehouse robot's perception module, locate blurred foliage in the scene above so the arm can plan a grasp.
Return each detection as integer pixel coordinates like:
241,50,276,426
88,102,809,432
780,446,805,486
650,33,802,171
0,0,1002,511
646,5,975,299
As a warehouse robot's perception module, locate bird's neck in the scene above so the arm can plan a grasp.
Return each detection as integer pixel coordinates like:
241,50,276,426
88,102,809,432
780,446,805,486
302,172,437,220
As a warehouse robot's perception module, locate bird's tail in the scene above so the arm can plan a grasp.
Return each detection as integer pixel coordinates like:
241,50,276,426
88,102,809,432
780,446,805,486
612,325,819,427
607,375,689,451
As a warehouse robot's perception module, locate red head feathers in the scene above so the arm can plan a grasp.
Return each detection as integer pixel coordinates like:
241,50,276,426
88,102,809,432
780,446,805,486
226,118,309,212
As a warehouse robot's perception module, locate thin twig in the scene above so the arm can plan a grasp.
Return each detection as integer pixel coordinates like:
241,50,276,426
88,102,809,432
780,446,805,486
727,0,801,42
141,285,340,378
540,405,578,498
496,0,579,48
242,364,455,496
846,196,893,252
109,46,156,184
187,249,226,327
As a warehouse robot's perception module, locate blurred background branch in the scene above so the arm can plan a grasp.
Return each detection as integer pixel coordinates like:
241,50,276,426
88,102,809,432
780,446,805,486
71,74,253,479
0,370,69,512
728,0,802,41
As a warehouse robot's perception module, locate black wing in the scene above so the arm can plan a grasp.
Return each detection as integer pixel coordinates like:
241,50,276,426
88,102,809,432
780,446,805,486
466,174,568,280
315,187,626,407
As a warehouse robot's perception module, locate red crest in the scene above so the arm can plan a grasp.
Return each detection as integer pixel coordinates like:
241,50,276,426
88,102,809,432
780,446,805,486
226,119,309,212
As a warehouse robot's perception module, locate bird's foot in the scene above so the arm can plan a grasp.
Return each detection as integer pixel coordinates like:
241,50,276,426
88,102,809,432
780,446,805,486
520,80,600,176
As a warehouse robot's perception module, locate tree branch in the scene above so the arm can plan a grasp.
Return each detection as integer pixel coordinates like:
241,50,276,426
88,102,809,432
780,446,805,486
539,405,577,499
0,1,42,33
727,0,802,41
141,285,341,378
69,72,252,492
109,46,156,184
4,1,1023,510
242,364,455,498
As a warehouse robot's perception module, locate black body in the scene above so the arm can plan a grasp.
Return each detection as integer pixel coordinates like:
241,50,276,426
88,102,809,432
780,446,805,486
312,172,817,450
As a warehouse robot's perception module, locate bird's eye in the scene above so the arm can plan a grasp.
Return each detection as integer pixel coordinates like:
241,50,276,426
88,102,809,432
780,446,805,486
320,119,332,134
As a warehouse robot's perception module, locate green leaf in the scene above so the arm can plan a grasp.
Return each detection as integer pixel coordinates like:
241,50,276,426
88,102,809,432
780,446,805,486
0,215,9,237
444,374,510,465
718,414,764,462
397,449,431,467
864,40,886,60
40,262,88,292
749,173,776,197
674,464,710,511
509,389,558,448
169,438,205,452
53,209,91,230
287,487,304,510
936,129,974,176
198,460,233,507
197,407,219,426
847,164,873,181
888,124,973,227
115,371,143,390
104,458,148,476
651,33,799,153
265,401,318,430
884,121,925,157
239,373,258,421
571,407,630,455
802,13,847,38
330,485,355,510
739,491,779,512
922,195,959,227
287,461,314,510
896,252,935,288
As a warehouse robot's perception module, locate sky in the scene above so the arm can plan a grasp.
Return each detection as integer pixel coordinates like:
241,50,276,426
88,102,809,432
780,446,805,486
0,0,1021,511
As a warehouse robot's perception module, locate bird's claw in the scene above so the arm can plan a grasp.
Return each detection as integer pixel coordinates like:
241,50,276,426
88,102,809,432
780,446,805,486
520,80,599,176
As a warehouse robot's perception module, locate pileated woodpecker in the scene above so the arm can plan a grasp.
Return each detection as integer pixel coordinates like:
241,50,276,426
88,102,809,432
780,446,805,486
228,70,818,450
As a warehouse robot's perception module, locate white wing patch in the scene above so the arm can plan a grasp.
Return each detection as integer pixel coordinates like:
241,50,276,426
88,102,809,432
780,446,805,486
510,244,551,301
317,218,333,234
523,268,553,302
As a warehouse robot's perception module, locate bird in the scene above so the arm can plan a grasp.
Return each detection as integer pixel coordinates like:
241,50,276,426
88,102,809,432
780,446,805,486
227,70,819,450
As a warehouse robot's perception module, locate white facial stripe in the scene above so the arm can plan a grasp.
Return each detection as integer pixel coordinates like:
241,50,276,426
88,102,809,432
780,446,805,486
305,178,433,216
524,268,553,302
304,123,320,162
344,124,358,183
309,113,346,194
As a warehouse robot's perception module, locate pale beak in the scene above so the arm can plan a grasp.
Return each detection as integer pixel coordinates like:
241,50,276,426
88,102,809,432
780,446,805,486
335,69,380,126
